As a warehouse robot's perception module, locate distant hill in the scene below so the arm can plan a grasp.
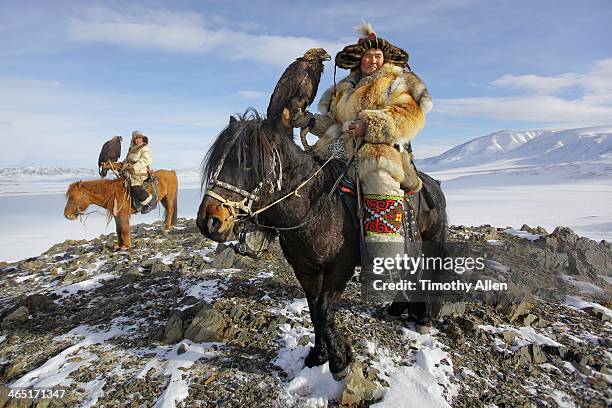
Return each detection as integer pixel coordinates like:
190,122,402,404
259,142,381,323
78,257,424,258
418,126,612,171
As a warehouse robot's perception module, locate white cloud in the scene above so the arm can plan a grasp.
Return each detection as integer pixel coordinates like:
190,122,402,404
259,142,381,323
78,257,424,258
67,6,344,67
0,77,233,167
436,58,612,127
490,73,582,95
235,90,265,100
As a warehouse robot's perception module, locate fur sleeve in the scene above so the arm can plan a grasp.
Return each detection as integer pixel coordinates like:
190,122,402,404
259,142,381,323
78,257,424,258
359,70,431,144
133,147,152,173
318,86,334,114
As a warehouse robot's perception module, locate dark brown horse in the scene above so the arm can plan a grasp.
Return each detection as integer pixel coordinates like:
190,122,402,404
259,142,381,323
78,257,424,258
64,170,179,249
196,111,446,380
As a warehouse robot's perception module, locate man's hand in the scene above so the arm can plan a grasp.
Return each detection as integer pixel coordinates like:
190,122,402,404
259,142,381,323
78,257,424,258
291,109,314,128
347,120,365,138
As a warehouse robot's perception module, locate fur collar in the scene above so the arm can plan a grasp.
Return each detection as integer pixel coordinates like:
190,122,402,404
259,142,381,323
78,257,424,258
318,64,404,114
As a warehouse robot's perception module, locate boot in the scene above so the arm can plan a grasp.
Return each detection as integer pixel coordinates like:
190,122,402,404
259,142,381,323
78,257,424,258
140,194,157,214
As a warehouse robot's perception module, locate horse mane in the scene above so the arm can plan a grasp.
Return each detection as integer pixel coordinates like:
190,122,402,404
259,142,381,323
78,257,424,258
201,108,276,190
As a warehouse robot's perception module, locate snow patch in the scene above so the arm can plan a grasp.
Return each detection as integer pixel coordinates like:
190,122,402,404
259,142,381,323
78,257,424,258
502,228,542,241
274,324,343,408
564,295,612,319
51,272,117,298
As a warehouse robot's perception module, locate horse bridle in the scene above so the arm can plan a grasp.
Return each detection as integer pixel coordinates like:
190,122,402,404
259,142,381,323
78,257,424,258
205,134,351,232
204,142,283,221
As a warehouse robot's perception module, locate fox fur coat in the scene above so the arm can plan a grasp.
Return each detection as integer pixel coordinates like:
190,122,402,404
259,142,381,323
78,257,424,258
311,63,432,192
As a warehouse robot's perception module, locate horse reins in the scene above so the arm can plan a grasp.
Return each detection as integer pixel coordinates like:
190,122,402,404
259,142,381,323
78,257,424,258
205,141,350,231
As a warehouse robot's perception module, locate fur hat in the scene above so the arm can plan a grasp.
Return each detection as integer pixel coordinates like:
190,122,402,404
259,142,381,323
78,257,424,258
335,22,408,70
131,129,148,144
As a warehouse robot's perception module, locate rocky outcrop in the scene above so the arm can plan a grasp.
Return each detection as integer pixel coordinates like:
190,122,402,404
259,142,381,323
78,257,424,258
0,219,609,407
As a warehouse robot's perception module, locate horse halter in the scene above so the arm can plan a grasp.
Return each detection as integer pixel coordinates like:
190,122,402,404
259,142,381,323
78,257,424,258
204,143,283,221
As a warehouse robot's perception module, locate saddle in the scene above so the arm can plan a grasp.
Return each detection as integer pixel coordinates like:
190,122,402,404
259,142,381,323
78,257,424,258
127,174,158,213
336,171,443,246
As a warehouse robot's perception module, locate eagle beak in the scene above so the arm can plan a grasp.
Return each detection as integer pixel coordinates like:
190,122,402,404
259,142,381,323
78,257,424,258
323,53,331,61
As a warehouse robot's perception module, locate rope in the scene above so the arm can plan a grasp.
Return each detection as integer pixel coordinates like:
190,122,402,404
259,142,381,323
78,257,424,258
249,154,335,217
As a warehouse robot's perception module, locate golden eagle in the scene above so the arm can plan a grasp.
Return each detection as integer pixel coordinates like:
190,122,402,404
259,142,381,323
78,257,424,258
98,135,122,178
265,48,331,134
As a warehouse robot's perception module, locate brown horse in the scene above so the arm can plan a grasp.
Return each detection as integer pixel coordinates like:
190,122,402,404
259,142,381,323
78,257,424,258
197,111,447,380
64,170,178,249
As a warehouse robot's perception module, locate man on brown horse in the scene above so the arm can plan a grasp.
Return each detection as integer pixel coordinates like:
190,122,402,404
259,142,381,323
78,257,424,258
122,130,156,214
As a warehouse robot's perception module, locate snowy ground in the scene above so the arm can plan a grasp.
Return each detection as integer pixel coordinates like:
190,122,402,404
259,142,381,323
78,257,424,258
0,189,203,262
1,157,610,263
425,161,612,242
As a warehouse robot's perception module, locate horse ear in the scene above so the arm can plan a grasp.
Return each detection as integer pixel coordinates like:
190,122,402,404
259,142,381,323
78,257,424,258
229,115,237,124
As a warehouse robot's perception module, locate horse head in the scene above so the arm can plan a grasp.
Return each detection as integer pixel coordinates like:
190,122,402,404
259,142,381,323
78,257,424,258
197,110,281,242
64,181,92,220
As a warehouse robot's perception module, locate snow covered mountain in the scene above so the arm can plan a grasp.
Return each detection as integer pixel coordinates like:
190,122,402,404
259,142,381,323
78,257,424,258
418,126,612,171
0,166,202,195
0,166,98,179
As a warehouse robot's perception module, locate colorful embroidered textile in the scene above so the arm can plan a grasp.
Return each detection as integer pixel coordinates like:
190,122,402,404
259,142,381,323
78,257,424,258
363,194,404,236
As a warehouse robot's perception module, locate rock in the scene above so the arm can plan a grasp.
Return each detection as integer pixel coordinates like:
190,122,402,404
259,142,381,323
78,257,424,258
0,384,12,408
520,224,537,234
582,307,610,321
1,306,29,329
243,231,274,257
495,286,533,321
61,269,87,285
177,342,189,355
516,345,533,366
114,268,143,286
184,304,229,342
162,311,184,344
151,261,171,277
340,362,378,406
24,293,58,314
298,335,311,346
502,330,518,343
212,248,239,270
537,318,550,328
532,344,546,364
523,314,538,327
437,302,467,319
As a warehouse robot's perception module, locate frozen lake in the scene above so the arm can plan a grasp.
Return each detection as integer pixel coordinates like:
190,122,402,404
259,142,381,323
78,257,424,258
1,177,610,263
0,189,204,262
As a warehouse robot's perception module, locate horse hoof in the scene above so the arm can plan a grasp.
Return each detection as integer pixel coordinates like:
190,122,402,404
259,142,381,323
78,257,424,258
331,364,350,381
384,311,401,321
304,347,328,367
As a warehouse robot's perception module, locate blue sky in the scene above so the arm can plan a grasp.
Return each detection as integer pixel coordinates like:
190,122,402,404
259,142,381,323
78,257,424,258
1,0,611,168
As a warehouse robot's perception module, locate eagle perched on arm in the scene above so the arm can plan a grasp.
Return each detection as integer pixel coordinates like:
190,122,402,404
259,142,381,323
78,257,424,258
265,48,331,136
98,135,122,178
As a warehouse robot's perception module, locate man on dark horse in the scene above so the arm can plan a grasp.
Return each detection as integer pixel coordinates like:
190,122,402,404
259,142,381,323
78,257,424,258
122,130,156,214
292,23,435,332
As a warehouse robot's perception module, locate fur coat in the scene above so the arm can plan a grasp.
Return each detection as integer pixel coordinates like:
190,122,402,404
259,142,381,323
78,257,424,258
312,63,431,191
124,140,152,186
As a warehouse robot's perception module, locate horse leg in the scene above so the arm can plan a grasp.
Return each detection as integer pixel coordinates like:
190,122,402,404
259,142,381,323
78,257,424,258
118,214,131,249
162,195,173,230
113,216,123,250
294,272,328,367
318,283,353,380
304,294,329,367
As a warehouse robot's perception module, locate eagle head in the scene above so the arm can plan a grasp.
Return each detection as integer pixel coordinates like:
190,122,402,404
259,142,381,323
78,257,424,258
303,48,331,62
114,135,123,142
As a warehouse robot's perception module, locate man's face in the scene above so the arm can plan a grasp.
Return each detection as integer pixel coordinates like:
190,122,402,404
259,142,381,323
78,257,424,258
360,49,384,76
134,136,143,146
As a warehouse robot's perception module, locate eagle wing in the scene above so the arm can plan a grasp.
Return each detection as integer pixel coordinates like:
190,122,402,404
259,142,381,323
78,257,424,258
266,58,314,122
98,138,122,177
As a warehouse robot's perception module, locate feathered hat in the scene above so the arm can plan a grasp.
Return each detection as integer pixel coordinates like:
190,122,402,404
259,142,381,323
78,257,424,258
335,22,409,70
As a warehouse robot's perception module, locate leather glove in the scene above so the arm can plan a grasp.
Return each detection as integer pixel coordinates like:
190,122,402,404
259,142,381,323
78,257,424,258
291,109,315,128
